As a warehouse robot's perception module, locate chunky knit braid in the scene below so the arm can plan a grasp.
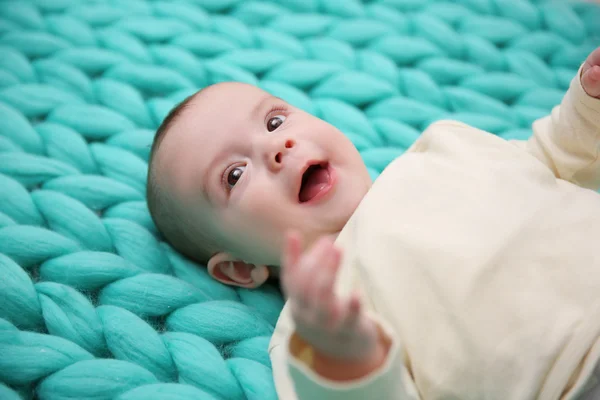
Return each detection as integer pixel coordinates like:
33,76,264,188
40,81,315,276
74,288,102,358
0,0,599,399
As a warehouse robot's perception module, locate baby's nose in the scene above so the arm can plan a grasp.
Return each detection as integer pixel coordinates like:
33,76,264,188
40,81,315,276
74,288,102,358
267,139,295,170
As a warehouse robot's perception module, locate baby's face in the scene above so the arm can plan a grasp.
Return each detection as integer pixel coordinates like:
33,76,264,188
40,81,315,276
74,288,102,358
156,82,371,266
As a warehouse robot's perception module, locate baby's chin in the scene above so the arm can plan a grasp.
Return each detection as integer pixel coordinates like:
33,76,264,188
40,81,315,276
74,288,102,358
322,186,368,225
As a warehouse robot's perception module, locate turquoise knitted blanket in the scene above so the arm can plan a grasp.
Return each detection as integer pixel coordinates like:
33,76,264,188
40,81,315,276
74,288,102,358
1,1,599,399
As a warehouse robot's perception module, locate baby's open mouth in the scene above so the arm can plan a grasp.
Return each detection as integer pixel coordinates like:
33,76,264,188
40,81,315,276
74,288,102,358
299,162,332,203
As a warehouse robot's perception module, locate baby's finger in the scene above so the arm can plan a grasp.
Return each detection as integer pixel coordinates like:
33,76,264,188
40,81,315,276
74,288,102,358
582,65,600,98
305,244,337,311
285,240,326,307
585,47,600,69
293,237,332,306
349,292,362,316
323,295,345,331
300,236,334,275
314,245,342,303
282,231,301,269
281,232,302,294
340,290,363,329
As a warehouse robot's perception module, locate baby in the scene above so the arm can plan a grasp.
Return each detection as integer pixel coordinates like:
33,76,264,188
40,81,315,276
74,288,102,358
147,47,600,400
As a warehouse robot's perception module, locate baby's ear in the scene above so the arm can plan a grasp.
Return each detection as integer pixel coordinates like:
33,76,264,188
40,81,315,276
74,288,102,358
207,252,270,289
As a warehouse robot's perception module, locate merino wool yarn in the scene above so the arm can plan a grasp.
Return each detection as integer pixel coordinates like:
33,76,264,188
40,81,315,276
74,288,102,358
0,0,599,399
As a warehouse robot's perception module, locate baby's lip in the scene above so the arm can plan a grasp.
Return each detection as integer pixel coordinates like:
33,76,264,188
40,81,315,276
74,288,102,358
297,160,321,193
296,160,333,204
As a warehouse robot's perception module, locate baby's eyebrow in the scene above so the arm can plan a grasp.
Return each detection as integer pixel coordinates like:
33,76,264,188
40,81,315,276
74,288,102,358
200,146,228,206
251,94,279,116
200,169,211,205
202,136,244,206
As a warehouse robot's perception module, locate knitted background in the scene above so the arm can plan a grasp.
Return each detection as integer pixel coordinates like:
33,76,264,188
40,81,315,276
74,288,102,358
1,0,599,399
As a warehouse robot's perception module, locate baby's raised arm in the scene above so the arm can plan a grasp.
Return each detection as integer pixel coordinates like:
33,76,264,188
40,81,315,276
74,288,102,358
516,46,600,190
272,232,417,400
281,233,385,377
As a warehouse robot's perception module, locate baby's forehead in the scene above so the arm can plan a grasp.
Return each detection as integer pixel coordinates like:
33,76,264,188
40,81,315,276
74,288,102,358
192,81,271,108
175,82,280,133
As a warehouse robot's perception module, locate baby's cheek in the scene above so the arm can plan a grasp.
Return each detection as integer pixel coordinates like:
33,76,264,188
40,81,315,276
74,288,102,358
245,198,296,236
244,199,281,226
227,205,288,260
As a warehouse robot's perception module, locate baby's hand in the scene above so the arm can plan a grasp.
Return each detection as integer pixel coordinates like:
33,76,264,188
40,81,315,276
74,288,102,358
281,232,380,362
582,46,600,99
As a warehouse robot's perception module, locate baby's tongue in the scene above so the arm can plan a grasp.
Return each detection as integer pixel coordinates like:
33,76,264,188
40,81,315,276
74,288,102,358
299,167,330,202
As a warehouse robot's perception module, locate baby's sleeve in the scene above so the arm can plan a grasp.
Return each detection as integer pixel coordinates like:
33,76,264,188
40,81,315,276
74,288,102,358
287,317,419,400
514,64,600,190
269,302,301,400
269,304,420,400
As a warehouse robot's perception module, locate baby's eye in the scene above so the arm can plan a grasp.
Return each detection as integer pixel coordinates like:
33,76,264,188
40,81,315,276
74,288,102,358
267,115,286,132
227,165,246,189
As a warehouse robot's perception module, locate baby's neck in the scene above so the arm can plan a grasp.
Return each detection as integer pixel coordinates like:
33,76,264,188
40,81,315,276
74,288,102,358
327,231,341,241
272,231,342,271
